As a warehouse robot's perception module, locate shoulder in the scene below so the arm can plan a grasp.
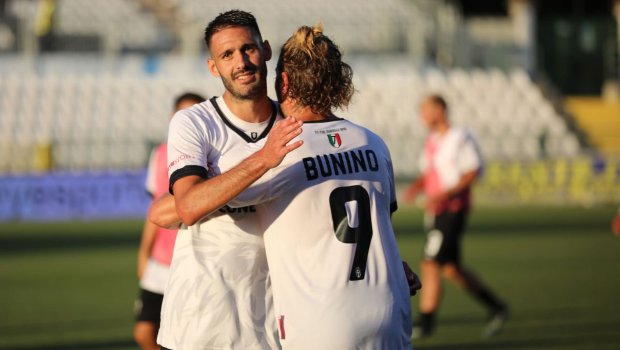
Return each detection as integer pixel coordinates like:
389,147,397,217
354,121,387,147
338,118,373,138
342,119,391,155
169,100,221,136
450,126,477,142
174,100,218,125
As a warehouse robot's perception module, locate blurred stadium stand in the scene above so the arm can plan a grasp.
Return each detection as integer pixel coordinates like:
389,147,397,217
0,0,618,209
8,0,173,52
0,56,582,174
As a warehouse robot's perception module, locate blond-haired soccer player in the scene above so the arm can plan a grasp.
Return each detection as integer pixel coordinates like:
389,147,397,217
404,95,508,339
152,25,418,349
134,92,205,350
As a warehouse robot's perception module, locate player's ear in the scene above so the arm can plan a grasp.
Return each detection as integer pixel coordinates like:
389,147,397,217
280,71,289,97
262,40,272,61
207,58,220,78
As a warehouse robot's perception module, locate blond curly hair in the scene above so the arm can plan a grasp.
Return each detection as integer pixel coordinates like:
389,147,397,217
276,25,354,116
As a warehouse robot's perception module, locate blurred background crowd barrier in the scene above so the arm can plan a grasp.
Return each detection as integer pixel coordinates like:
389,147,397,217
0,170,150,221
0,0,618,221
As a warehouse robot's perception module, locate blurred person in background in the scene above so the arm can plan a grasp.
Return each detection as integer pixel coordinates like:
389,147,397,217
404,94,508,339
35,0,56,52
613,208,620,236
133,92,205,350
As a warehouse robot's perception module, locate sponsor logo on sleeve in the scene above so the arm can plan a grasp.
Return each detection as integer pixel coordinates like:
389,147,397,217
168,154,194,170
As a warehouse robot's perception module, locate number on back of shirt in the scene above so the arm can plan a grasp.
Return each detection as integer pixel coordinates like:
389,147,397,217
329,185,373,281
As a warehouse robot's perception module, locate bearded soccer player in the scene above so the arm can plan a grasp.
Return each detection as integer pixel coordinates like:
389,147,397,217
152,25,420,349
155,10,304,350
404,95,508,339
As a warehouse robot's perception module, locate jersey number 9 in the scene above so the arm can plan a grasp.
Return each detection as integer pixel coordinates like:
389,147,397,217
329,185,373,281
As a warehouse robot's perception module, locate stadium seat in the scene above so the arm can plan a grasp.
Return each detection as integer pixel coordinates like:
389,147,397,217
0,50,583,175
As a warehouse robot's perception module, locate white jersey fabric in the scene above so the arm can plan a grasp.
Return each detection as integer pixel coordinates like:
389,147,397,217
140,258,170,294
144,147,158,196
233,118,413,350
141,149,171,295
158,97,281,350
418,127,482,191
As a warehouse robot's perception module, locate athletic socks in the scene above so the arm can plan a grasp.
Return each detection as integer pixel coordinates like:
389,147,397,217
470,288,505,313
418,312,435,331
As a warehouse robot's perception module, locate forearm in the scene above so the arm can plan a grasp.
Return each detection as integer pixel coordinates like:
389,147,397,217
172,116,303,226
445,170,478,197
137,248,149,279
405,176,424,197
149,194,182,229
137,217,157,279
175,151,271,226
408,175,424,190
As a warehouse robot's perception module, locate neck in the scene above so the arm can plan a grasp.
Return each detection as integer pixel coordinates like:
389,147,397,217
434,121,450,135
222,91,273,123
280,101,333,122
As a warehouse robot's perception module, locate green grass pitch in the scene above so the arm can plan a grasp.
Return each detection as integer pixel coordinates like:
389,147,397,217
1,205,619,350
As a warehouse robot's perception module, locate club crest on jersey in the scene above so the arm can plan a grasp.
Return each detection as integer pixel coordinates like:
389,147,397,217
327,133,342,148
250,132,258,140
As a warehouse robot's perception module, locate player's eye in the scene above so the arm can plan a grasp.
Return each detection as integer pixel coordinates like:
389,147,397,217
221,51,233,59
243,45,257,55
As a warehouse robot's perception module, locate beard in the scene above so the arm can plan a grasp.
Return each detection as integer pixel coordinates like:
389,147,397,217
221,62,268,100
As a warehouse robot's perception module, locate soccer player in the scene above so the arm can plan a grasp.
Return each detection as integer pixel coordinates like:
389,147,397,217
404,94,508,339
152,25,417,349
613,208,620,236
133,92,205,350
155,10,303,350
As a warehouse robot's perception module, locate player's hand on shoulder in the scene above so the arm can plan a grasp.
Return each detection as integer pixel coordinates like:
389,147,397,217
402,261,422,296
258,116,303,169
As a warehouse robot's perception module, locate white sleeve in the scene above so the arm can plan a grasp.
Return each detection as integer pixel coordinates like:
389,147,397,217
458,132,482,174
167,111,210,193
144,147,158,196
225,140,294,208
382,142,398,214
227,169,276,208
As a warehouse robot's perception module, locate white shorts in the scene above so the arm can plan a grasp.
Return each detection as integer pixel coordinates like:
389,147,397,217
140,258,170,295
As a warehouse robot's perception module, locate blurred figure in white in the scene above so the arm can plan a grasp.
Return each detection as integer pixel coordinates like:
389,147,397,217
404,94,508,339
133,92,205,350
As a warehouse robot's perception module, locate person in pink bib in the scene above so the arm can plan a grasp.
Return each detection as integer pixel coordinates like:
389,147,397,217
404,94,508,339
133,92,206,350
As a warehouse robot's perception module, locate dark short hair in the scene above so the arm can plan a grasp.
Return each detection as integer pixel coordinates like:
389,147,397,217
204,10,262,49
174,92,206,110
427,94,448,111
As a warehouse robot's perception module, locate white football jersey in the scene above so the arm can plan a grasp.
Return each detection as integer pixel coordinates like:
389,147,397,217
233,118,413,350
158,97,281,350
418,127,482,191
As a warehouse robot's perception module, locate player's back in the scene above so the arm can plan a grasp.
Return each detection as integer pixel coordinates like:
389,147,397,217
240,118,412,349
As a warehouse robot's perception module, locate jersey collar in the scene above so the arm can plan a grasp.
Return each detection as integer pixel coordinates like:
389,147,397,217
210,97,278,143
